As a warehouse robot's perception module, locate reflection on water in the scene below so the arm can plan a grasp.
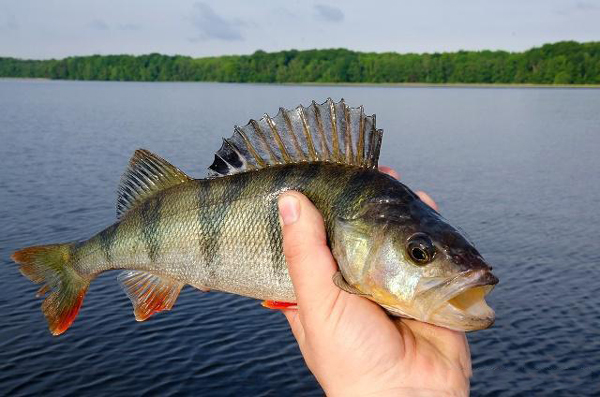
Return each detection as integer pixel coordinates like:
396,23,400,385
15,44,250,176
0,81,599,396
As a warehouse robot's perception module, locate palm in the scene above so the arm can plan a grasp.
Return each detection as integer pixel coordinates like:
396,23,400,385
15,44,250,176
332,291,471,393
285,288,470,395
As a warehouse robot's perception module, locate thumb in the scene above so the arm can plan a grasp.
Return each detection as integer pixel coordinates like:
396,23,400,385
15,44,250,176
278,191,340,320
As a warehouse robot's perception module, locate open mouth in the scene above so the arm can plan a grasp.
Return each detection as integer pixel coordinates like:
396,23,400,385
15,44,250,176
425,270,498,331
378,269,498,331
447,285,494,317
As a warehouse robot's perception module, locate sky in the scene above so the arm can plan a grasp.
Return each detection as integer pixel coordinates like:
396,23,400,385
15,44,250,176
1,0,599,59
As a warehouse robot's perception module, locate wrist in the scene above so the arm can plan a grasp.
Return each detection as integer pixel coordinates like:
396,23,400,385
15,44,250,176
326,386,468,397
320,370,469,397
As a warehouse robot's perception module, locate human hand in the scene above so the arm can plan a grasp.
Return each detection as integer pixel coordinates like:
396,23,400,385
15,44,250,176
277,168,471,396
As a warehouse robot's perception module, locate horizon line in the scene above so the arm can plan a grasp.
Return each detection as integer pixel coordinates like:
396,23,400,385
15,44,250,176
2,40,597,62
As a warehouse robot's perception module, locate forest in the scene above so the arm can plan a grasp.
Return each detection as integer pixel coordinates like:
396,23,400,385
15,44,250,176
1,41,598,84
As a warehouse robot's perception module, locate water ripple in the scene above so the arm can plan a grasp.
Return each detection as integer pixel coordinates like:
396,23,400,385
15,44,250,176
1,81,599,396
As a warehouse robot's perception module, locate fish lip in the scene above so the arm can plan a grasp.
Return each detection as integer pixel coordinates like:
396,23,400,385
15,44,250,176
417,269,498,314
456,269,498,291
411,269,498,331
379,269,498,331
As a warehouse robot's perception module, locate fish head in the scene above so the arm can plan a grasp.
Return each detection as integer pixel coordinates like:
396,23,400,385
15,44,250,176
332,189,498,332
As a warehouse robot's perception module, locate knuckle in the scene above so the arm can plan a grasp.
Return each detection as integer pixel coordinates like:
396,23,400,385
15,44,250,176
283,239,311,264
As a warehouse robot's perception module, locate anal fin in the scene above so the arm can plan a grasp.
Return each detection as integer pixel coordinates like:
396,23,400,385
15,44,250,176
118,271,184,321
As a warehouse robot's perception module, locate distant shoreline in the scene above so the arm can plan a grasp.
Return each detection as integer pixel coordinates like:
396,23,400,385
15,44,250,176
284,81,600,89
2,42,599,85
2,77,598,89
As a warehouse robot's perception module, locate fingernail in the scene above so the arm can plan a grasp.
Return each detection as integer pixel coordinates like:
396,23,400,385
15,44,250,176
278,194,300,225
379,166,400,180
416,190,439,211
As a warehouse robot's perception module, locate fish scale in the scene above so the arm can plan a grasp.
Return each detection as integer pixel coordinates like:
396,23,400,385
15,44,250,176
11,98,498,335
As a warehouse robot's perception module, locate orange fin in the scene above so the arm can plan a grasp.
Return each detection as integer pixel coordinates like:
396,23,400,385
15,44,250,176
12,244,90,336
118,271,184,321
261,300,297,310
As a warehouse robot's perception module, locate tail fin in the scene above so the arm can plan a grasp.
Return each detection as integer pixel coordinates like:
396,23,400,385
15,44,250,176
11,244,90,336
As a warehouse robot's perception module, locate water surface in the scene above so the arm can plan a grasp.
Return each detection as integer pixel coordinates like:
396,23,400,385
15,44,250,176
0,80,599,396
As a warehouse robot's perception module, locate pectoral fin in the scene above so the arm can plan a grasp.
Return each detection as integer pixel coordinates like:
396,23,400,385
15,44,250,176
332,271,367,296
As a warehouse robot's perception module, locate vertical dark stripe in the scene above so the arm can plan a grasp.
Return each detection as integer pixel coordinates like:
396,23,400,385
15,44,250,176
266,163,325,277
265,163,324,210
266,167,292,273
270,165,292,193
197,174,251,284
197,179,214,269
141,195,162,263
332,168,374,218
297,163,322,188
99,222,119,263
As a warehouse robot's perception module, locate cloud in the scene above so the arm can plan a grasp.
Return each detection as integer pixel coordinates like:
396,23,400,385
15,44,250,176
574,1,599,11
190,2,243,41
557,1,600,15
314,4,344,23
117,23,141,31
88,19,109,31
0,13,19,30
272,7,296,20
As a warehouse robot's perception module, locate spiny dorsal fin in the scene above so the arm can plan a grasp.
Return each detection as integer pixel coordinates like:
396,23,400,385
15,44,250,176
208,98,383,176
117,271,184,322
117,149,192,219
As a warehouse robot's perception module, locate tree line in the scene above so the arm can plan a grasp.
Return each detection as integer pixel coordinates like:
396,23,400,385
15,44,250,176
1,41,599,84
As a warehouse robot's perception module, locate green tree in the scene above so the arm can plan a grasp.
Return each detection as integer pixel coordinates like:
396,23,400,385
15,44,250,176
1,41,599,84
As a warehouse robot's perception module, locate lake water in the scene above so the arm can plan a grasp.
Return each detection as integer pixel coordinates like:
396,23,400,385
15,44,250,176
0,80,598,396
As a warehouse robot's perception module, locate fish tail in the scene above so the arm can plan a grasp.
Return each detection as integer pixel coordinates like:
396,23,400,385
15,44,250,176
12,243,90,336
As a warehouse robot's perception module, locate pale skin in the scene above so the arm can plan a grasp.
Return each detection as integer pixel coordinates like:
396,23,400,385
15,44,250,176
277,167,471,397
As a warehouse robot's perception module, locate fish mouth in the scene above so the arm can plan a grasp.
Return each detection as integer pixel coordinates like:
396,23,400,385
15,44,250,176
419,269,498,331
380,269,498,331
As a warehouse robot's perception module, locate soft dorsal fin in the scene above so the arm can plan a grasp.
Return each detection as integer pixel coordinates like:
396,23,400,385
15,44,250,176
117,149,192,219
208,98,383,177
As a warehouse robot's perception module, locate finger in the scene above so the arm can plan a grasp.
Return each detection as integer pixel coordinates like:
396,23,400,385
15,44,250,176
282,309,305,343
416,190,439,211
402,319,471,377
378,166,400,180
378,166,437,211
278,191,340,318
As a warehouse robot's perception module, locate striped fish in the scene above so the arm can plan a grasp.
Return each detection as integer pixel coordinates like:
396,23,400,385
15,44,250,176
12,98,498,335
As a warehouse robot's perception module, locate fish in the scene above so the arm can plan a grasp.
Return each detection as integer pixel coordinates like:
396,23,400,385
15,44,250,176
11,98,498,336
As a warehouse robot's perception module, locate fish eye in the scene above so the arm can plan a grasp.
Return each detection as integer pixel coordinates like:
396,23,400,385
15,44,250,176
407,233,436,265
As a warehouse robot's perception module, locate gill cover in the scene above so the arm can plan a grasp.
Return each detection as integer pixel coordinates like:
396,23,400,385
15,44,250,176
331,198,421,310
